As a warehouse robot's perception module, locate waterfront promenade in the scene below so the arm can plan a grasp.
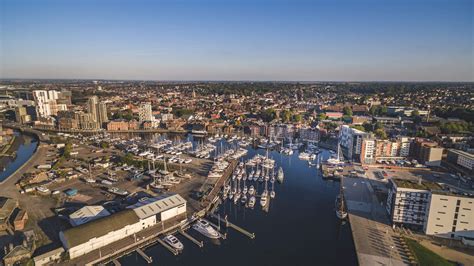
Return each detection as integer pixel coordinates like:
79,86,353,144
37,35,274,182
343,177,411,266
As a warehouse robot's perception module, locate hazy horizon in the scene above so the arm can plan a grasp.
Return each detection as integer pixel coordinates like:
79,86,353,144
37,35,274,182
1,0,473,82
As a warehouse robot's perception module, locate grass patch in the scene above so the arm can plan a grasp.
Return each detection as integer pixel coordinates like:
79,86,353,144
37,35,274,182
405,238,455,266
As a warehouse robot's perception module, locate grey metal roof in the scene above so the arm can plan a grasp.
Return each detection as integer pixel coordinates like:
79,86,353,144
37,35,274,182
127,194,186,219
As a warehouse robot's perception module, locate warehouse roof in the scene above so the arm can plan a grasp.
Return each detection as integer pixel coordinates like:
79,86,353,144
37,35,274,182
61,209,139,248
127,194,186,220
69,205,111,227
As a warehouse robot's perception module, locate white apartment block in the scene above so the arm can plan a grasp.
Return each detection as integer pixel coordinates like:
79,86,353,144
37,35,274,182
138,102,153,122
33,90,67,117
424,193,474,240
386,179,433,230
387,179,474,241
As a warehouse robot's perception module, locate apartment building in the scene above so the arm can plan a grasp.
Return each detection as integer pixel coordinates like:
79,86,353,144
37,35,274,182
446,149,474,172
387,179,474,241
424,192,474,240
411,138,444,166
138,102,153,122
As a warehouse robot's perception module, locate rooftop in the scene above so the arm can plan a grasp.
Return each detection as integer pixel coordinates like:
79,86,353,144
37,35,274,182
127,194,186,220
392,179,442,191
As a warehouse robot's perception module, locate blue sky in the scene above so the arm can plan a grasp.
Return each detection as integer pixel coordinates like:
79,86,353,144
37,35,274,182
1,0,472,81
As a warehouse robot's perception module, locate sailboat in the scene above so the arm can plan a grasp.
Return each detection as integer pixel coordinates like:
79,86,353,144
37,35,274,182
270,179,276,199
327,140,344,165
248,196,256,208
335,178,348,219
260,190,268,207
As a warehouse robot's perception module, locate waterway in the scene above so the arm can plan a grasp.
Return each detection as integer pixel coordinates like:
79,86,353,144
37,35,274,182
0,131,39,183
119,139,357,265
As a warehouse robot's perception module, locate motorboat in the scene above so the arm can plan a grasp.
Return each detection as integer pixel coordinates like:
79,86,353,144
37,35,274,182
193,219,220,239
241,194,247,204
248,185,255,195
234,192,241,204
248,196,256,208
163,235,184,251
108,187,129,196
277,167,284,183
270,190,276,199
243,186,248,194
260,191,268,207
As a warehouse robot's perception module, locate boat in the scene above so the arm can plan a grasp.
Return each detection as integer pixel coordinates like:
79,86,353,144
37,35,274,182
163,235,184,251
108,187,129,196
298,152,311,160
248,185,255,195
243,186,248,195
234,192,241,204
248,196,256,208
335,178,348,219
270,190,276,199
241,194,247,204
277,167,284,183
193,219,220,239
260,191,268,207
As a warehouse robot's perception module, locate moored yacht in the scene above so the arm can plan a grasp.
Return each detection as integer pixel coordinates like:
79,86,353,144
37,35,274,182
163,235,184,251
193,219,220,239
248,196,256,208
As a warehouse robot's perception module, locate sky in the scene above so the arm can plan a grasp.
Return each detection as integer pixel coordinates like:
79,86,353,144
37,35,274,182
0,0,473,81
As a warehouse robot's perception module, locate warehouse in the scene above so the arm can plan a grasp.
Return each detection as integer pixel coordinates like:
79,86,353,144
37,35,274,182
59,194,187,259
127,194,187,223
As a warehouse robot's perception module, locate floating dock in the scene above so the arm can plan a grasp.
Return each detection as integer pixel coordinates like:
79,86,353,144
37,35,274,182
178,229,204,247
136,248,153,264
210,214,255,239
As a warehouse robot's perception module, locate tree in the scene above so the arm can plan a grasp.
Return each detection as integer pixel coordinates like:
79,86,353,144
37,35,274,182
260,108,277,122
292,114,303,123
369,106,377,116
343,106,353,117
317,113,327,121
281,110,292,123
375,128,387,139
351,125,365,132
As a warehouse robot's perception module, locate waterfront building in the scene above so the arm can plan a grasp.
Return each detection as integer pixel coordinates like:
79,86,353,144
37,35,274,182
69,205,111,227
446,149,474,172
386,179,474,241
424,192,474,240
60,194,187,259
107,120,129,131
0,197,18,232
386,179,439,230
15,106,31,124
299,127,320,143
339,125,369,161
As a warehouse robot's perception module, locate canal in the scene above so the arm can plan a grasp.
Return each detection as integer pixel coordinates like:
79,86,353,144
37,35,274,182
0,131,39,183
119,140,357,265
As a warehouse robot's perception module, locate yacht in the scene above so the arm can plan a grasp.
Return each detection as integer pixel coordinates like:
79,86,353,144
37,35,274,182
108,187,129,196
241,194,247,204
260,191,268,207
248,185,255,195
270,190,276,199
193,219,220,239
298,152,311,160
248,196,256,208
234,192,241,204
163,235,184,251
277,167,284,183
243,186,248,195
335,195,348,219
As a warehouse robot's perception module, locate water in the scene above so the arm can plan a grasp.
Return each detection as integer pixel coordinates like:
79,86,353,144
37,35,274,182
119,143,357,266
0,131,39,182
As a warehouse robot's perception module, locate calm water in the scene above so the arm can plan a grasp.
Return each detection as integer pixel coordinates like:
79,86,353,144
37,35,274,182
0,131,39,182
120,141,357,266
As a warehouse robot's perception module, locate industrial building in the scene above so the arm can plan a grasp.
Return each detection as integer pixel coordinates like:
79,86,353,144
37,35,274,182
69,205,111,227
60,194,187,259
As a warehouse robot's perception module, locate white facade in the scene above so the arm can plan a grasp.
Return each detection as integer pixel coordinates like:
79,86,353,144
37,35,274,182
61,215,155,259
339,125,367,160
33,90,64,117
69,205,111,227
424,193,474,239
139,102,153,122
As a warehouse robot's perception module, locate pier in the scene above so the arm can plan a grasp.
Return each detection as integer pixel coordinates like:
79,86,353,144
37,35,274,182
136,248,153,264
156,237,179,255
210,213,256,239
178,229,204,247
112,259,121,266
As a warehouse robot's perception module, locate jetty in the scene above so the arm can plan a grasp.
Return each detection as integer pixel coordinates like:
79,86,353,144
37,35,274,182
136,248,153,263
210,213,255,239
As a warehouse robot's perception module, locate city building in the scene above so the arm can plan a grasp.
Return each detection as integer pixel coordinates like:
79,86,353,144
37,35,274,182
15,106,31,124
32,90,67,117
139,102,153,122
386,179,440,230
299,127,320,143
60,194,186,259
411,138,444,166
446,149,474,173
0,197,18,232
424,192,474,240
87,96,108,128
339,125,369,160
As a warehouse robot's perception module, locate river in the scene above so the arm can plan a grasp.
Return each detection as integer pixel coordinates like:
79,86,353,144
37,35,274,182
119,139,357,266
0,131,39,183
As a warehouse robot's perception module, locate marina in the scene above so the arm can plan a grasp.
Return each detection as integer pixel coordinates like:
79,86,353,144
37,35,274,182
117,142,356,266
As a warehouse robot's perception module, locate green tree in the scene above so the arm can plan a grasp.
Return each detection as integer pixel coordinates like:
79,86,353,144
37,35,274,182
375,128,387,139
343,106,353,117
369,106,377,116
292,114,303,123
317,113,327,121
281,110,292,123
